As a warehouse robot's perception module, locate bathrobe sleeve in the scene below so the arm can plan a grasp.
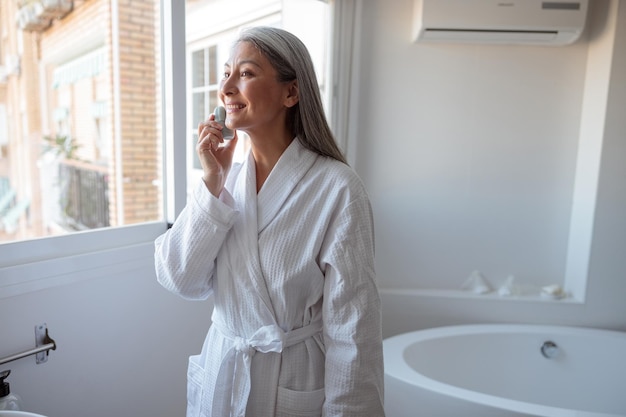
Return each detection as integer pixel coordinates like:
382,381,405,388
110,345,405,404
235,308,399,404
154,179,238,300
320,192,385,417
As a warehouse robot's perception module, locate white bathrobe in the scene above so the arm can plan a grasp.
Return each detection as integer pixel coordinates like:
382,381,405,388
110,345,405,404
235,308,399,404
154,139,385,417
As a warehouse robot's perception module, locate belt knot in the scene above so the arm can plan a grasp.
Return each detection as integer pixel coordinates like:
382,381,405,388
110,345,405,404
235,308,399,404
234,337,256,357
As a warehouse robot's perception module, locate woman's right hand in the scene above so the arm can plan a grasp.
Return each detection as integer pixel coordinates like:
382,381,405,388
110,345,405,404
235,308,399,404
197,115,239,197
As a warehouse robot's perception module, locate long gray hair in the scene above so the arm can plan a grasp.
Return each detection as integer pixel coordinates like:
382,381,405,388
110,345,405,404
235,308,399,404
237,26,347,164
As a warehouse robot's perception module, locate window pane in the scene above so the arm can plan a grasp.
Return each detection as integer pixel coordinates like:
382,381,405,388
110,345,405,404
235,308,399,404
208,45,217,85
192,49,205,87
192,92,206,128
185,0,332,187
0,0,164,243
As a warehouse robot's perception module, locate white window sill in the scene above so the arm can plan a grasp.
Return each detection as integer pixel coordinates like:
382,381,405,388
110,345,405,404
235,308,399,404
0,222,166,298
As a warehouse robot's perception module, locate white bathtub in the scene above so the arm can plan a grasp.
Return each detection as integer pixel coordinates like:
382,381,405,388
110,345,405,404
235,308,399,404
383,324,626,417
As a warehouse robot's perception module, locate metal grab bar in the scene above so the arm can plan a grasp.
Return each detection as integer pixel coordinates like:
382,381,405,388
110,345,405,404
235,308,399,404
0,324,57,366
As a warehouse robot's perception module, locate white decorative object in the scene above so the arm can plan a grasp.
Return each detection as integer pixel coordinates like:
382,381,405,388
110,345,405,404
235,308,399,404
498,275,519,296
541,284,567,299
461,270,493,294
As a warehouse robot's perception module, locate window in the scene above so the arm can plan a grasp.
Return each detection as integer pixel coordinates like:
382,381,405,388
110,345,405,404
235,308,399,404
185,0,333,189
190,44,220,172
191,45,219,142
0,0,339,295
1,0,164,243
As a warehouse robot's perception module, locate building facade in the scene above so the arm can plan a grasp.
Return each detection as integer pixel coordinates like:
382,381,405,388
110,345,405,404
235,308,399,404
0,0,161,241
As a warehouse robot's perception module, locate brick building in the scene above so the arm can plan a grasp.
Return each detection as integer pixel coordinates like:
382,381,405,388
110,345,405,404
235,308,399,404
0,0,162,241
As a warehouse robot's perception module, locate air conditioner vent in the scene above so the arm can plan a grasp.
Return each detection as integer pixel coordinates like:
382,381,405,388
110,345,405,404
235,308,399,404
413,0,589,45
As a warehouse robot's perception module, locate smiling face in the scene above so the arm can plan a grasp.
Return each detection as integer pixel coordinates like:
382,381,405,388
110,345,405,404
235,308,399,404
219,41,299,140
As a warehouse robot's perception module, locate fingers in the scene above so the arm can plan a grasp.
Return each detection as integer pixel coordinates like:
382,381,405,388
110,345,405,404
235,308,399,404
198,117,240,155
196,121,238,170
198,121,225,150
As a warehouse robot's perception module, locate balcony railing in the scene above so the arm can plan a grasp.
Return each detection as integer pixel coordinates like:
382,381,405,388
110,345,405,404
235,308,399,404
58,160,110,230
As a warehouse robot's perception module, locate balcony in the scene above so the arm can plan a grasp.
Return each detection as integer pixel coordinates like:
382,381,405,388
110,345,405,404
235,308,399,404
38,154,110,233
58,160,110,231
16,0,73,33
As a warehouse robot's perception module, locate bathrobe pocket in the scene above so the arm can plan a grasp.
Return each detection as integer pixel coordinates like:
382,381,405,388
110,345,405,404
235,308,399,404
275,386,325,417
186,354,205,417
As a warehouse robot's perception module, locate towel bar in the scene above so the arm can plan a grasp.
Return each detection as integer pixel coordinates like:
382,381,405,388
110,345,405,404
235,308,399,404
0,324,57,366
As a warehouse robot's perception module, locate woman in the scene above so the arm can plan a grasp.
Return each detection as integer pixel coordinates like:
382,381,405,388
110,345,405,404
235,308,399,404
154,26,385,417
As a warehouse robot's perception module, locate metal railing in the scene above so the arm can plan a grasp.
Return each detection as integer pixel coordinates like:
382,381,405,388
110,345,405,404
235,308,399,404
59,161,110,230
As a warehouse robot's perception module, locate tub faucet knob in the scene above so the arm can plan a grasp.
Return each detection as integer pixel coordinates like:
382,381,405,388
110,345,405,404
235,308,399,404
540,341,559,359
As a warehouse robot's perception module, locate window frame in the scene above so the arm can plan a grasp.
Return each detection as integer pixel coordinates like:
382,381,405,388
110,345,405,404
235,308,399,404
0,0,360,299
0,0,186,298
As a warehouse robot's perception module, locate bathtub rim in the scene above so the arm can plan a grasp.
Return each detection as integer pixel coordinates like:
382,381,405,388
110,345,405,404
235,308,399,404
383,324,626,417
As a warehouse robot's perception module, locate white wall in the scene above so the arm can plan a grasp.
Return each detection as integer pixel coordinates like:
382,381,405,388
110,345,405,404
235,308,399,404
0,243,212,417
352,0,626,336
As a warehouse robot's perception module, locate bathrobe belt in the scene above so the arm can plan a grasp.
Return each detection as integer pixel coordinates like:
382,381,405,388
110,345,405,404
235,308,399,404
211,319,323,417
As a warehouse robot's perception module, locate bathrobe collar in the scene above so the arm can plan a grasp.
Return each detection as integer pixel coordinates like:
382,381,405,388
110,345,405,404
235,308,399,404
256,138,318,232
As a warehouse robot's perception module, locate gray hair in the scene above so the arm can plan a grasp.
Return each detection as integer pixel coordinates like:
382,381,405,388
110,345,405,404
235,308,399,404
237,26,347,164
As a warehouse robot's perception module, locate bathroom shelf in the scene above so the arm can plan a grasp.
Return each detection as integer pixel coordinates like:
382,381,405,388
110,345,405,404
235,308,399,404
379,288,583,304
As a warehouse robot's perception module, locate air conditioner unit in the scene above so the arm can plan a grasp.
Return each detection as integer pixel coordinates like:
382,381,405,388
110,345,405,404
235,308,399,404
413,0,589,45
